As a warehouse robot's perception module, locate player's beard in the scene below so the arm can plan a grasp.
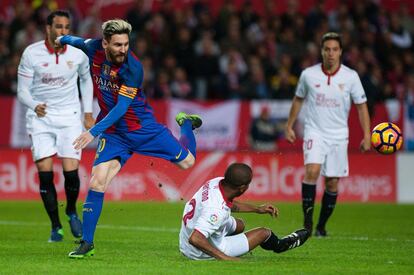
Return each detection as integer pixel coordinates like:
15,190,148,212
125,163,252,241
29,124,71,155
108,50,126,65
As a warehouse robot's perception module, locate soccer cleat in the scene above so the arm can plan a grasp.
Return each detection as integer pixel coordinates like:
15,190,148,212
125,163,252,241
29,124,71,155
48,227,64,242
274,228,310,253
315,227,328,237
175,112,202,130
304,222,313,236
68,214,82,238
68,240,95,259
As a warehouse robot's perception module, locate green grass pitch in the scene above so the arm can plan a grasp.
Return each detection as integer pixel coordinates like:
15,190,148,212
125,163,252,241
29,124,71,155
0,201,413,274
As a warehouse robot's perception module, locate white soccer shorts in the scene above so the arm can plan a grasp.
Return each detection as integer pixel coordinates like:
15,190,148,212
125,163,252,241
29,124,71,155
26,114,82,161
303,132,349,177
185,216,249,260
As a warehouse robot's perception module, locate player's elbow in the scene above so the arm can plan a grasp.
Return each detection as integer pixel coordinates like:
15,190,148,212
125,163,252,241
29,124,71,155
189,230,205,248
188,233,200,247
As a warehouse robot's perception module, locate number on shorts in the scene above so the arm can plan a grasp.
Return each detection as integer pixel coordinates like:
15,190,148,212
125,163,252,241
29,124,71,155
305,139,313,150
183,199,196,226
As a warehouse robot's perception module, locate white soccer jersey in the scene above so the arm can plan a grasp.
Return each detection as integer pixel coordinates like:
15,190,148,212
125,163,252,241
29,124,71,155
295,63,367,140
17,40,92,117
179,177,234,260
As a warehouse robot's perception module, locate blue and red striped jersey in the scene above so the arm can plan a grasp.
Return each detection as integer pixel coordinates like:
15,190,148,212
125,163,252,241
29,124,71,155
60,36,155,136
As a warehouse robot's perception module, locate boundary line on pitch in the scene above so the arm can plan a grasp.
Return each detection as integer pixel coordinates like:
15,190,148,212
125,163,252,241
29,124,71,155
1,220,414,243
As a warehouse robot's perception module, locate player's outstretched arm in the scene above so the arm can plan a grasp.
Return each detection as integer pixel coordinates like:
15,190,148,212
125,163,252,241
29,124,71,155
55,35,88,52
355,102,371,152
285,96,304,143
232,201,278,218
189,230,239,261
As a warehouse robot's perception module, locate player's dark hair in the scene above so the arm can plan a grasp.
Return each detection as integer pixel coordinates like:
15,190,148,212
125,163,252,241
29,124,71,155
321,32,342,49
223,163,253,187
46,10,70,26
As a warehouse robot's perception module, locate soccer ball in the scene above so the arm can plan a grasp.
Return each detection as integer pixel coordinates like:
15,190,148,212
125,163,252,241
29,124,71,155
371,122,403,154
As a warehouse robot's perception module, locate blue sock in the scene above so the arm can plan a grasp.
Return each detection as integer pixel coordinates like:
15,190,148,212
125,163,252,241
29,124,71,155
82,190,104,244
179,119,197,157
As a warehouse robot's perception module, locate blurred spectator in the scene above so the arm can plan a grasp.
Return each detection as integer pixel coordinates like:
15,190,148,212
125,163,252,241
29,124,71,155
249,106,281,151
125,0,151,35
153,70,172,99
388,12,412,49
78,5,102,37
194,31,220,99
14,19,43,52
239,1,258,32
398,3,414,34
162,52,178,79
243,65,270,99
270,68,297,99
0,52,19,95
141,56,155,97
171,67,192,98
64,0,83,34
173,27,195,74
32,0,57,26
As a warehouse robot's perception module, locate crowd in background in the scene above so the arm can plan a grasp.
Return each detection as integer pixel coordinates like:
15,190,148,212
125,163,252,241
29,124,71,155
0,0,414,113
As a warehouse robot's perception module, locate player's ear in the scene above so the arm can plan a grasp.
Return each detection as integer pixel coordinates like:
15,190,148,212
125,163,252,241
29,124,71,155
102,38,108,49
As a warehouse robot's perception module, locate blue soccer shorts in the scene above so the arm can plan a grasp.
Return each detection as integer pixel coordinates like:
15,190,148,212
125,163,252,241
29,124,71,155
93,123,189,167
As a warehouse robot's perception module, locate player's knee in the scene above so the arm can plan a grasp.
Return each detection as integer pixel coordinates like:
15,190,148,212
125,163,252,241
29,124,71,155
325,178,339,192
259,227,272,241
234,218,245,234
89,176,106,192
177,153,195,170
305,168,320,182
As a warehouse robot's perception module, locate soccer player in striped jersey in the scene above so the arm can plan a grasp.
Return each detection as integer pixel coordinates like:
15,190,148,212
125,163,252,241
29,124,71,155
55,19,202,258
285,32,371,237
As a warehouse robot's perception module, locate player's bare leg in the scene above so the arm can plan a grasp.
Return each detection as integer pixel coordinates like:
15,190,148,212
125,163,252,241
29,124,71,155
69,159,121,258
36,156,64,242
62,158,82,238
177,153,195,169
302,163,321,235
315,177,339,237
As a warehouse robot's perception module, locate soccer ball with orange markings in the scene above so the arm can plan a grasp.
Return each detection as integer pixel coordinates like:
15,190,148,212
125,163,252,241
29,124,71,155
371,122,403,154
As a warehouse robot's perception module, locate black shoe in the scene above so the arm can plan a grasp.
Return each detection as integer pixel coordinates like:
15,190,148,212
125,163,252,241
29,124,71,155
68,240,95,259
315,227,328,237
274,228,310,253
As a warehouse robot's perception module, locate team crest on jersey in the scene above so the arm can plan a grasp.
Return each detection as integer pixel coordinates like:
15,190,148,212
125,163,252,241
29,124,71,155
102,64,111,76
110,70,117,80
209,214,218,224
66,61,74,69
338,83,345,91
